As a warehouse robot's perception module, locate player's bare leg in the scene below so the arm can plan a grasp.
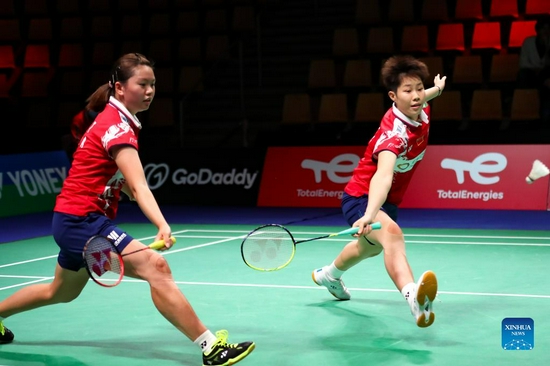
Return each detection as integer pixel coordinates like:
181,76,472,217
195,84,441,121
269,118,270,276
0,264,89,318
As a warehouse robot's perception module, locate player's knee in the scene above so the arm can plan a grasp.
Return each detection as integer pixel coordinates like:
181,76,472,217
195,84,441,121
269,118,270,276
154,256,172,275
387,220,404,239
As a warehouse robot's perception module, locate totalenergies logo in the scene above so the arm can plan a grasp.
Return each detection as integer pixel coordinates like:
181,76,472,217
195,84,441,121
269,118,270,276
441,153,507,185
301,153,359,184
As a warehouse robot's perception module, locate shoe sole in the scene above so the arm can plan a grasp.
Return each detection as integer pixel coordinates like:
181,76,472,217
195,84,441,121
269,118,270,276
415,270,438,328
311,271,350,301
203,343,255,366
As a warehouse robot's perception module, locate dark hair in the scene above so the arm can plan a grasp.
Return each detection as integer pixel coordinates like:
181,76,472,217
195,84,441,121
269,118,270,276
381,55,429,93
86,53,155,113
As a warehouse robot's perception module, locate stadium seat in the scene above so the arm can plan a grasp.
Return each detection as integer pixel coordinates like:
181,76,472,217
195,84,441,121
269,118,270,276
282,93,312,124
489,0,519,18
58,43,84,68
421,0,449,22
469,90,502,121
354,92,385,123
90,16,114,40
57,69,86,96
508,20,537,49
179,66,204,93
204,9,228,33
121,15,143,38
343,59,372,88
510,89,540,121
28,18,53,41
436,23,465,52
55,0,79,13
455,0,484,20
308,59,337,89
0,0,15,16
0,19,21,42
401,25,430,54
59,17,84,40
0,45,16,70
149,13,171,36
24,0,48,15
176,12,199,34
148,39,173,63
355,0,382,25
178,37,202,63
471,22,502,51
489,54,519,83
153,67,175,94
431,90,463,121
147,97,175,127
333,28,359,57
23,45,50,69
318,94,349,123
232,6,256,32
366,27,395,54
20,70,53,97
525,0,550,15
388,0,414,23
205,35,230,61
91,42,115,68
88,0,111,13
419,56,444,77
452,55,483,84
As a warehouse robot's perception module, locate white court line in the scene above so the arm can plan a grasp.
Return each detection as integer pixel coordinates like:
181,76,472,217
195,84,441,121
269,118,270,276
1,230,549,292
32,278,546,300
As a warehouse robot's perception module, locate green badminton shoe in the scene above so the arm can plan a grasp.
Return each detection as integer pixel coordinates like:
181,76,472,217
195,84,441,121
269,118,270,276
202,330,255,366
0,321,14,344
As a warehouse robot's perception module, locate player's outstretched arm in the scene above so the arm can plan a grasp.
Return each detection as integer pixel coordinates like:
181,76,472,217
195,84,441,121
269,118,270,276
425,74,447,102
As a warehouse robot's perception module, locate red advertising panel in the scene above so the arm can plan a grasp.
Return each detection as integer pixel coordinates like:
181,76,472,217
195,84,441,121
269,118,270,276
258,145,550,210
400,145,550,210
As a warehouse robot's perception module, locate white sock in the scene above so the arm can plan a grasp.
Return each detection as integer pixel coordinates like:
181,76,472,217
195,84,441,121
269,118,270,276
326,261,345,279
401,282,415,305
194,330,218,354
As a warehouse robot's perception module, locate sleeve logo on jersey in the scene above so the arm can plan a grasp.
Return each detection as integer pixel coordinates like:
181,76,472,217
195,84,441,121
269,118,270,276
395,149,426,173
101,122,131,149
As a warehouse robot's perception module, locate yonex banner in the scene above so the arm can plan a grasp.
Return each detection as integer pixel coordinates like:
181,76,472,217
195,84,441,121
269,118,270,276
0,151,71,217
257,145,550,210
139,148,264,206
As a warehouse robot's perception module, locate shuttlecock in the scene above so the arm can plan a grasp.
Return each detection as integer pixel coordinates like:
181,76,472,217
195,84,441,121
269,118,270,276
526,159,549,184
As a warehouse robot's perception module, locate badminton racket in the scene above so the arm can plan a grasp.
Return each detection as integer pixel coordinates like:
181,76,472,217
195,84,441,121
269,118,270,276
83,235,176,287
241,223,381,272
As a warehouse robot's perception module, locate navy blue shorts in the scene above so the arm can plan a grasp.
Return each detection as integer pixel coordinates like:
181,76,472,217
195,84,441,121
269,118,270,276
341,192,398,226
52,212,134,271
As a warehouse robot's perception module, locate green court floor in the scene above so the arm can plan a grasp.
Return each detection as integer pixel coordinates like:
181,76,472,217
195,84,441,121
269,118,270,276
1,224,549,365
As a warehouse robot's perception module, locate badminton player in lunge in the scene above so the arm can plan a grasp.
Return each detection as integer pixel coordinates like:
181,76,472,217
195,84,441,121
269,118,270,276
312,55,446,328
0,53,255,365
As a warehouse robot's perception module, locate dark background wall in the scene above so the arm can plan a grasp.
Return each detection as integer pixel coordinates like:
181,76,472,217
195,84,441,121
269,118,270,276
0,0,549,157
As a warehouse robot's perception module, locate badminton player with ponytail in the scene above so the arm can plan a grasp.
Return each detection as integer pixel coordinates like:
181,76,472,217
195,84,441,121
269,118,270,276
0,53,255,365
312,55,446,328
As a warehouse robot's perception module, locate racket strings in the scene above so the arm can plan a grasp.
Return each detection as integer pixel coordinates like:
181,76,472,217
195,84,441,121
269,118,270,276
242,225,295,271
84,236,122,277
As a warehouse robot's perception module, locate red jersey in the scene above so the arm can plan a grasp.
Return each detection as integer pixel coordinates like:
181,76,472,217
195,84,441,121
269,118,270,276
345,103,430,206
55,97,141,219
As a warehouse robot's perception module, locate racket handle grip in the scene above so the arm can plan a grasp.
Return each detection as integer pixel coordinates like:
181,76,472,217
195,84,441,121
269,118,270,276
339,222,382,236
149,236,177,250
370,222,382,230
